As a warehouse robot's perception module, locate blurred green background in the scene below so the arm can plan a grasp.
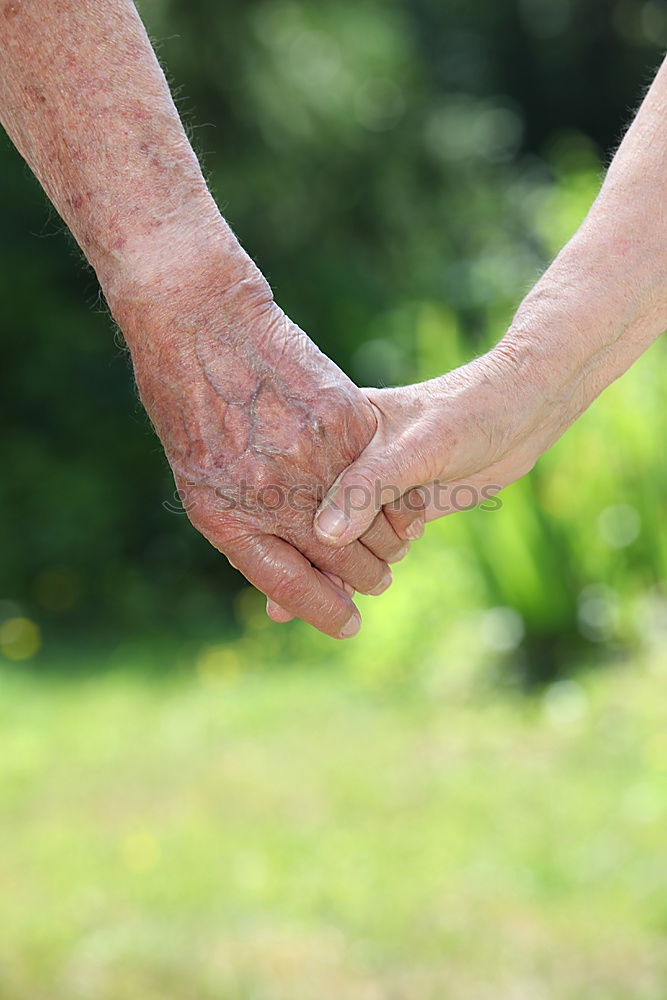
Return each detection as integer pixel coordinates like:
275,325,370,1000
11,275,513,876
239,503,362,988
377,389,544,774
1,1,666,997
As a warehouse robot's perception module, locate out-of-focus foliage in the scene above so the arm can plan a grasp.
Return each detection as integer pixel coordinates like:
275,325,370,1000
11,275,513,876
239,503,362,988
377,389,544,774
1,0,667,676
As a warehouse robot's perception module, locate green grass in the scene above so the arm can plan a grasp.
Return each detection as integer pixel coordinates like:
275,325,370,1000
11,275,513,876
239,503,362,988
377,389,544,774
0,652,665,999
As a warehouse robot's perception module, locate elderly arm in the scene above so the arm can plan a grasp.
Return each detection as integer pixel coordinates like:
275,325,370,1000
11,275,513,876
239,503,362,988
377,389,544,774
309,54,667,546
0,0,411,637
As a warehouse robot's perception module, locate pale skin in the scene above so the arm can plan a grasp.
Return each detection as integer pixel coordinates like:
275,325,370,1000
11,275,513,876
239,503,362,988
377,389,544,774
268,57,667,619
4,4,667,639
0,0,425,639
262,56,667,623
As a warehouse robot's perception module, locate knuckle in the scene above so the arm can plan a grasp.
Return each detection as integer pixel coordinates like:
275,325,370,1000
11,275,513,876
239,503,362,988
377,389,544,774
249,456,279,495
340,470,379,514
267,567,306,609
408,487,427,510
390,493,423,523
315,386,375,458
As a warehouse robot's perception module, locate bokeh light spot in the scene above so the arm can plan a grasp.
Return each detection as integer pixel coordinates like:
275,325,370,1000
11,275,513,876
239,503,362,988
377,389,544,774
480,606,525,653
0,618,42,661
577,585,619,642
598,504,640,549
542,679,588,725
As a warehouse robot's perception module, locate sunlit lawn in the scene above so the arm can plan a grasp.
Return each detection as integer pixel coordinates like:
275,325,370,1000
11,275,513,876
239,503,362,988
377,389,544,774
0,648,665,1000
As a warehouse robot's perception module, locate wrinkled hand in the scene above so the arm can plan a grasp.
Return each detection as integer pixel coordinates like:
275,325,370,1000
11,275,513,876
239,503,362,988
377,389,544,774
311,252,654,549
309,189,667,550
113,243,413,638
311,351,543,546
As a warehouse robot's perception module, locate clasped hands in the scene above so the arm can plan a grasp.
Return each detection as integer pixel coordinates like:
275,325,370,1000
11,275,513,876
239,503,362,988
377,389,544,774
111,215,654,639
2,0,665,641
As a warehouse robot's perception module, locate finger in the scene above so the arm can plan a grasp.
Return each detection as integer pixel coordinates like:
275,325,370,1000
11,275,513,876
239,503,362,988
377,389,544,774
315,538,393,596
315,465,384,547
325,572,355,598
266,600,294,623
266,572,353,624
420,470,509,522
359,510,410,563
384,488,427,541
315,452,420,548
228,533,362,639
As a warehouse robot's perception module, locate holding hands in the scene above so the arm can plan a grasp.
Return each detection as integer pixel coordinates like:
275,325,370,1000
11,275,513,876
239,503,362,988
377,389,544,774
113,234,422,639
3,0,667,638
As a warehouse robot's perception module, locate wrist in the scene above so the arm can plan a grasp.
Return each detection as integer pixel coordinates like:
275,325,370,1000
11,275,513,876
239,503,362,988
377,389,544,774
102,213,275,366
99,200,245,310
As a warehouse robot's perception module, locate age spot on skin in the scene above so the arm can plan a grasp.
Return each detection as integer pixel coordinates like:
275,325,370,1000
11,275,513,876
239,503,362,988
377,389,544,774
26,85,47,106
314,417,327,440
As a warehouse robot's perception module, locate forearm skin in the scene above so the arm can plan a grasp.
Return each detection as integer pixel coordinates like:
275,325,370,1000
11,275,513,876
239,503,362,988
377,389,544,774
0,1,400,632
0,0,247,327
485,56,667,444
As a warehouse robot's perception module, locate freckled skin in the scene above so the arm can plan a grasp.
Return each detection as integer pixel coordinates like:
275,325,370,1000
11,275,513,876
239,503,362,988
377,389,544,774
0,0,410,637
12,1,667,627
114,249,393,619
0,0,216,280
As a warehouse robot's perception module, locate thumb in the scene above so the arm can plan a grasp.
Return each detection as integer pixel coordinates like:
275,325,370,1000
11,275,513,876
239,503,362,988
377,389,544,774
315,452,415,547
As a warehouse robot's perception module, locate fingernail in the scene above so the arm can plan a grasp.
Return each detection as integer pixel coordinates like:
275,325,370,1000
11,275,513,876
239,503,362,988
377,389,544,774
316,503,350,541
388,543,410,564
369,569,393,596
405,520,424,541
340,611,362,639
